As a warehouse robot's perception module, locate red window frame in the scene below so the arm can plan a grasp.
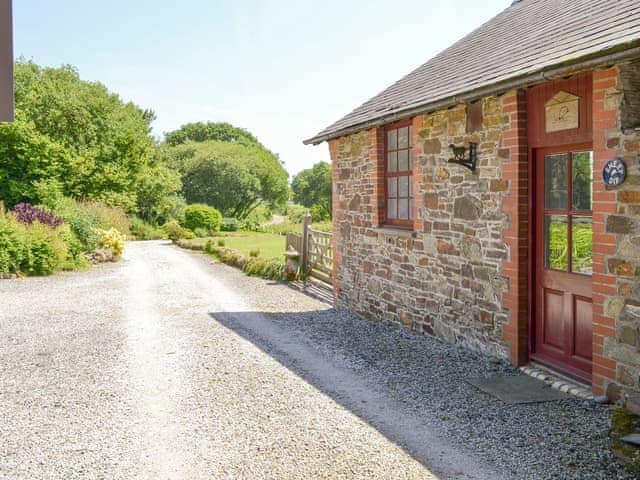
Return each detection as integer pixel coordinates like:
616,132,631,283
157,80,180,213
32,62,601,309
383,119,414,228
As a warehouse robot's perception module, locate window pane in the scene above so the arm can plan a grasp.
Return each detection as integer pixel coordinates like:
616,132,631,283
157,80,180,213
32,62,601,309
398,150,409,171
545,215,569,271
388,199,397,219
398,127,409,148
398,199,409,219
572,151,593,211
409,125,413,147
387,130,397,150
409,199,414,220
398,176,409,197
387,177,397,197
409,175,413,197
388,152,397,172
572,216,593,275
545,153,568,209
409,150,413,170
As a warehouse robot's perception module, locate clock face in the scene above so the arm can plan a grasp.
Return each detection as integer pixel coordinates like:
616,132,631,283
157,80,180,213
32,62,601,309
602,157,626,187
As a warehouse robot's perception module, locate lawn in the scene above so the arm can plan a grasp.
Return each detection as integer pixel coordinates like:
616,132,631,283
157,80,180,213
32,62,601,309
184,232,286,260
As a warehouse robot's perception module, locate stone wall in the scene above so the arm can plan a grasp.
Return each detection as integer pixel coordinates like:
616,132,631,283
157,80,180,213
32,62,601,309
331,93,519,359
593,65,640,401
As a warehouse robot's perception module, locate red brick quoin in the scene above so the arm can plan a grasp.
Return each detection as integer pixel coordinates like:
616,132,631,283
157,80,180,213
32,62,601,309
591,67,619,397
500,90,530,367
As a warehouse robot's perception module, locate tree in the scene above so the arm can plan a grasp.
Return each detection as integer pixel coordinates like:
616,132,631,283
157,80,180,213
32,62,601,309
180,141,288,219
0,121,72,207
164,122,261,148
135,163,183,224
291,161,332,220
10,60,156,211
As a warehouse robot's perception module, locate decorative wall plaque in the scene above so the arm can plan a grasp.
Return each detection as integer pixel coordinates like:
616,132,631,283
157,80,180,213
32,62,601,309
603,157,627,187
545,91,579,133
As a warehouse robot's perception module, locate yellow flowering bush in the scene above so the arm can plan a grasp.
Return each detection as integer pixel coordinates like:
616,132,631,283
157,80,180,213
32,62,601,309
99,228,126,260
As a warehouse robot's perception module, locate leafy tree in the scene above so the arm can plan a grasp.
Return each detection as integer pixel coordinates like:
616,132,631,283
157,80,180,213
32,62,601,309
0,121,72,207
180,141,288,219
10,60,156,211
164,121,261,147
135,163,183,224
291,161,332,220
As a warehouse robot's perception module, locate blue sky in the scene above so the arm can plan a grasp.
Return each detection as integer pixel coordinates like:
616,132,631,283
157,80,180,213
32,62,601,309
14,0,510,176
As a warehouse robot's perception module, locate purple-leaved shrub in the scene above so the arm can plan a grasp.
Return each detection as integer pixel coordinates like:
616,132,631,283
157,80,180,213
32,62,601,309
12,203,64,228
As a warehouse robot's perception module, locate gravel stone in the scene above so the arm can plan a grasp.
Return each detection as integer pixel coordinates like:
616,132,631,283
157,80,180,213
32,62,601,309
0,241,630,479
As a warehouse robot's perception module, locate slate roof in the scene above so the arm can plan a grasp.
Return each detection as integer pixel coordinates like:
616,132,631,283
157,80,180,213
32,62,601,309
304,0,640,145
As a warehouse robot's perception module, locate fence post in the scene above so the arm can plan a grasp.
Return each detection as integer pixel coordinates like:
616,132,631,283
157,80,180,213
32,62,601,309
301,213,311,274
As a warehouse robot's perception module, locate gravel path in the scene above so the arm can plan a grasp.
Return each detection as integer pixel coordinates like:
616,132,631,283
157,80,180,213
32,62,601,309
0,240,630,479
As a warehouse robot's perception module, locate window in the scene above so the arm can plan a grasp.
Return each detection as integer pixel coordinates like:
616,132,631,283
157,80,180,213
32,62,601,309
384,121,413,227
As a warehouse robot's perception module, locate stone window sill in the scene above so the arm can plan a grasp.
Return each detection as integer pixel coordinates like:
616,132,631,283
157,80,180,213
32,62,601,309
372,226,417,238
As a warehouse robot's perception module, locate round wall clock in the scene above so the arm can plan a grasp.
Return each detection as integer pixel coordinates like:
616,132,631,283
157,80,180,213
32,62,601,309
602,157,626,187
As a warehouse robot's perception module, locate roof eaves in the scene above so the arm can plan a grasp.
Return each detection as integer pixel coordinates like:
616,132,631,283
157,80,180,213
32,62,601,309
303,40,640,146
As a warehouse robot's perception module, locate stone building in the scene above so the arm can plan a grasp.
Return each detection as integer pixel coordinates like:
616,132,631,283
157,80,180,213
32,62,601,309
304,0,640,402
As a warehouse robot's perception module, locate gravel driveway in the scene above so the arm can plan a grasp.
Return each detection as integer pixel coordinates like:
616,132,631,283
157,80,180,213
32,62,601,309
0,241,629,479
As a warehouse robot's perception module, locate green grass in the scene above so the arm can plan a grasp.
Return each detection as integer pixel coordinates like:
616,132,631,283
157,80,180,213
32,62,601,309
183,232,286,260
259,220,332,235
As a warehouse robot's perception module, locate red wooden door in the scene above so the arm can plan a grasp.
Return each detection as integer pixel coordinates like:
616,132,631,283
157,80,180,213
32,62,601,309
533,144,593,383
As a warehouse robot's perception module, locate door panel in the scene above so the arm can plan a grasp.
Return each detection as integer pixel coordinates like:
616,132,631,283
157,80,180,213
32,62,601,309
533,145,593,383
574,296,593,361
543,289,565,350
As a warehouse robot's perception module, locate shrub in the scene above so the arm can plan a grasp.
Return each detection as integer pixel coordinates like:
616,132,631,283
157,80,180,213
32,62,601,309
0,212,24,273
205,239,214,253
52,198,130,252
129,217,165,240
20,222,70,275
249,248,260,258
163,220,194,242
183,204,222,233
244,257,284,280
193,227,209,238
12,203,64,227
217,239,225,247
310,203,331,222
99,228,126,260
0,207,88,275
220,217,239,231
284,203,307,223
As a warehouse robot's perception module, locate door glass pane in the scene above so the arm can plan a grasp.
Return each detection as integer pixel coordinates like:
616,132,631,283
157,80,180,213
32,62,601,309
545,154,568,209
572,151,593,211
545,215,569,271
388,152,397,172
398,199,409,219
387,177,397,197
398,127,409,148
398,176,409,197
572,216,593,275
388,199,397,219
387,130,397,150
398,150,409,171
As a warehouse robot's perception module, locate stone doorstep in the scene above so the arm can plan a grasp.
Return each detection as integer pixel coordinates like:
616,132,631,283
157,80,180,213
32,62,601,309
520,364,596,402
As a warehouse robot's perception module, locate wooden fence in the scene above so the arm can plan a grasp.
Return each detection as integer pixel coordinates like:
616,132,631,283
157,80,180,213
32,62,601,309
284,215,333,284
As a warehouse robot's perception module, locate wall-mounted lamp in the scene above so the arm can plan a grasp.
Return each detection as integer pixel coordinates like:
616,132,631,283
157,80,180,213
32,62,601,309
448,142,478,172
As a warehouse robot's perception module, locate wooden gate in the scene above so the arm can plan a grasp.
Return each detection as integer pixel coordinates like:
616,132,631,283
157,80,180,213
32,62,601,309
284,215,333,285
306,227,333,284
